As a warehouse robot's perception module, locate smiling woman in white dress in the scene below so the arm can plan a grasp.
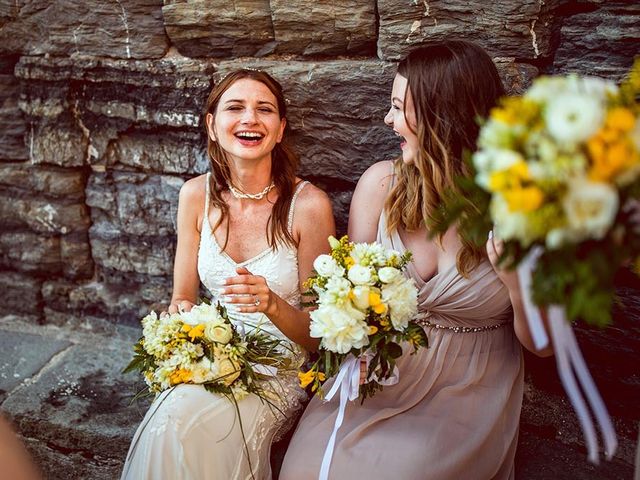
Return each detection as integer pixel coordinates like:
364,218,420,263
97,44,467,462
121,69,334,480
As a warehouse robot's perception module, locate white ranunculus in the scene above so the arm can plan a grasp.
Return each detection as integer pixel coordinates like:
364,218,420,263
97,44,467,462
350,285,371,311
348,264,374,285
378,266,402,284
309,305,369,354
204,320,233,344
184,303,221,326
313,254,344,278
545,93,604,145
563,179,619,240
191,357,218,384
381,279,418,331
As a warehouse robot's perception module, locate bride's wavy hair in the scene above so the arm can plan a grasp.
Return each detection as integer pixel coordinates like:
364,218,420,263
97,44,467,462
385,40,505,276
204,69,299,250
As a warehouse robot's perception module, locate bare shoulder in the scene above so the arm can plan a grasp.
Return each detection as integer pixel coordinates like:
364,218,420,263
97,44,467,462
295,180,332,214
355,160,394,195
180,173,207,202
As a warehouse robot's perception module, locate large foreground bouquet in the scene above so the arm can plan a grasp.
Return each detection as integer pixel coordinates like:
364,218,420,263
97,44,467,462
434,61,640,327
125,301,295,401
432,61,640,463
300,236,427,400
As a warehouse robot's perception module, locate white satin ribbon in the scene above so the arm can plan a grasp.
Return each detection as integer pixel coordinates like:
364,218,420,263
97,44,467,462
548,307,617,463
518,251,617,463
516,246,549,350
318,354,361,480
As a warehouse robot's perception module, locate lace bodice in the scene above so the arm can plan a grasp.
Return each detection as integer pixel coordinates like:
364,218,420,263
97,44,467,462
197,174,307,341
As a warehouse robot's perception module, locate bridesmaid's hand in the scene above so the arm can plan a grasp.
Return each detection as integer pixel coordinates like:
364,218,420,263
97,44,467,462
221,267,277,315
486,231,520,293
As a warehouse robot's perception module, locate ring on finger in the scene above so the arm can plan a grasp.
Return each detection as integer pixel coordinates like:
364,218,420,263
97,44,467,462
253,295,260,306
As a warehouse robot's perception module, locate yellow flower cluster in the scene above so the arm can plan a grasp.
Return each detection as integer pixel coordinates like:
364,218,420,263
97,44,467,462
298,369,326,390
587,107,639,184
488,159,544,213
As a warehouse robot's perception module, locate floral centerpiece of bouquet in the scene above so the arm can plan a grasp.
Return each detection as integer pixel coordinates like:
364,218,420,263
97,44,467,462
124,301,294,401
300,235,427,400
431,61,640,463
433,61,640,328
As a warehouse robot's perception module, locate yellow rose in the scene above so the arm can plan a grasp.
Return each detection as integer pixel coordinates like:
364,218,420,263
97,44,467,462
503,186,544,212
217,357,241,386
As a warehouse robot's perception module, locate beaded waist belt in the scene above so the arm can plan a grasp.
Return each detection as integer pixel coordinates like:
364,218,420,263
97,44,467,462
415,317,511,334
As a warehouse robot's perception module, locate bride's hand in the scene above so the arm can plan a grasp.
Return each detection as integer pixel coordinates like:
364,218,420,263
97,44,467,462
221,267,276,315
486,230,520,293
167,299,196,315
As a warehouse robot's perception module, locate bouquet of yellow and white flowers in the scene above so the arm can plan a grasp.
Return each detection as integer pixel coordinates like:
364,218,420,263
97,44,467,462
432,61,640,463
300,236,427,400
434,61,640,328
124,301,294,401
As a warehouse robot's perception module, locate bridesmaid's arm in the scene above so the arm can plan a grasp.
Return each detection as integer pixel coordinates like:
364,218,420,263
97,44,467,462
348,160,394,242
225,184,335,351
486,234,554,357
168,176,205,314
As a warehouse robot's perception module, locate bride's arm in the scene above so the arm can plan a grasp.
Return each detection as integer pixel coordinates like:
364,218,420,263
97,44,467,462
223,184,335,351
486,233,554,357
167,176,204,314
348,160,394,242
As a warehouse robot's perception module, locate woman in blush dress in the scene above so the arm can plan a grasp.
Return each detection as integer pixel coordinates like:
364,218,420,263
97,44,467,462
121,69,334,480
281,40,553,480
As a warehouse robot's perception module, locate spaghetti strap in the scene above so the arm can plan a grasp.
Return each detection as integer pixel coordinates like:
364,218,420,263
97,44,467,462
287,181,309,234
204,173,211,219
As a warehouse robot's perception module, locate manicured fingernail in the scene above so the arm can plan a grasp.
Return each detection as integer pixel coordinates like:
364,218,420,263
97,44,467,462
488,230,493,240
219,288,227,295
224,296,234,303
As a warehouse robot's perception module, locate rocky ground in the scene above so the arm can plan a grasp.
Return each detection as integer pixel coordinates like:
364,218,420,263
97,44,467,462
1,289,638,480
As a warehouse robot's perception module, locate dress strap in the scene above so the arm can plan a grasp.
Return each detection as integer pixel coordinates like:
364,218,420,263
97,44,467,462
287,181,309,234
204,172,211,219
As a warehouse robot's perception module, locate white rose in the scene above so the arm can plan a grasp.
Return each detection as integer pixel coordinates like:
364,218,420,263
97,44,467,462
313,254,344,278
204,320,233,344
378,267,402,284
350,286,370,311
545,93,604,145
348,264,373,285
563,179,619,241
309,305,369,354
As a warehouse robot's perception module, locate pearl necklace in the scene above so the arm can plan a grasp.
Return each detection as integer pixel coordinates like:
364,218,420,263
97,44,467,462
228,181,275,200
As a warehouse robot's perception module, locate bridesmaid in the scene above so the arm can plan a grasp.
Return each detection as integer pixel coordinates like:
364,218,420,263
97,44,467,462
281,40,552,480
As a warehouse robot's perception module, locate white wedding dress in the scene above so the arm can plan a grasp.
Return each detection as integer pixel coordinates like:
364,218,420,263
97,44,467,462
121,176,309,480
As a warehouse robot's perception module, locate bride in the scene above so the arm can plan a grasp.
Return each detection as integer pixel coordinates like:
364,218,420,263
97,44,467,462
121,69,335,480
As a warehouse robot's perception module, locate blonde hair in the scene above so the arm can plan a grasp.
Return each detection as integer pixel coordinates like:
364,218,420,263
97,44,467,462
384,40,505,276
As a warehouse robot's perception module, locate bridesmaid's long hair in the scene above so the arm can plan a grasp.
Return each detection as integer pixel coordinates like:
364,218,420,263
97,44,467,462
204,69,299,249
385,40,505,276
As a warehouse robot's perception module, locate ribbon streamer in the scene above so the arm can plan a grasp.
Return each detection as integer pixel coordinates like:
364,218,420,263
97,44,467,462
516,246,549,350
518,255,617,463
318,355,361,480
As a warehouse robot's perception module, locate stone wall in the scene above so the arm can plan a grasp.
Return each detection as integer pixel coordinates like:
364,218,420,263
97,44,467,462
0,0,639,478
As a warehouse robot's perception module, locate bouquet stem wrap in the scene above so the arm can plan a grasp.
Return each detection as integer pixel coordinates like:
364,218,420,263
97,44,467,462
518,250,617,463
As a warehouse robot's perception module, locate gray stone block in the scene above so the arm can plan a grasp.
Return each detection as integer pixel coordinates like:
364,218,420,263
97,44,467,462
0,330,71,402
377,0,564,62
0,0,169,59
